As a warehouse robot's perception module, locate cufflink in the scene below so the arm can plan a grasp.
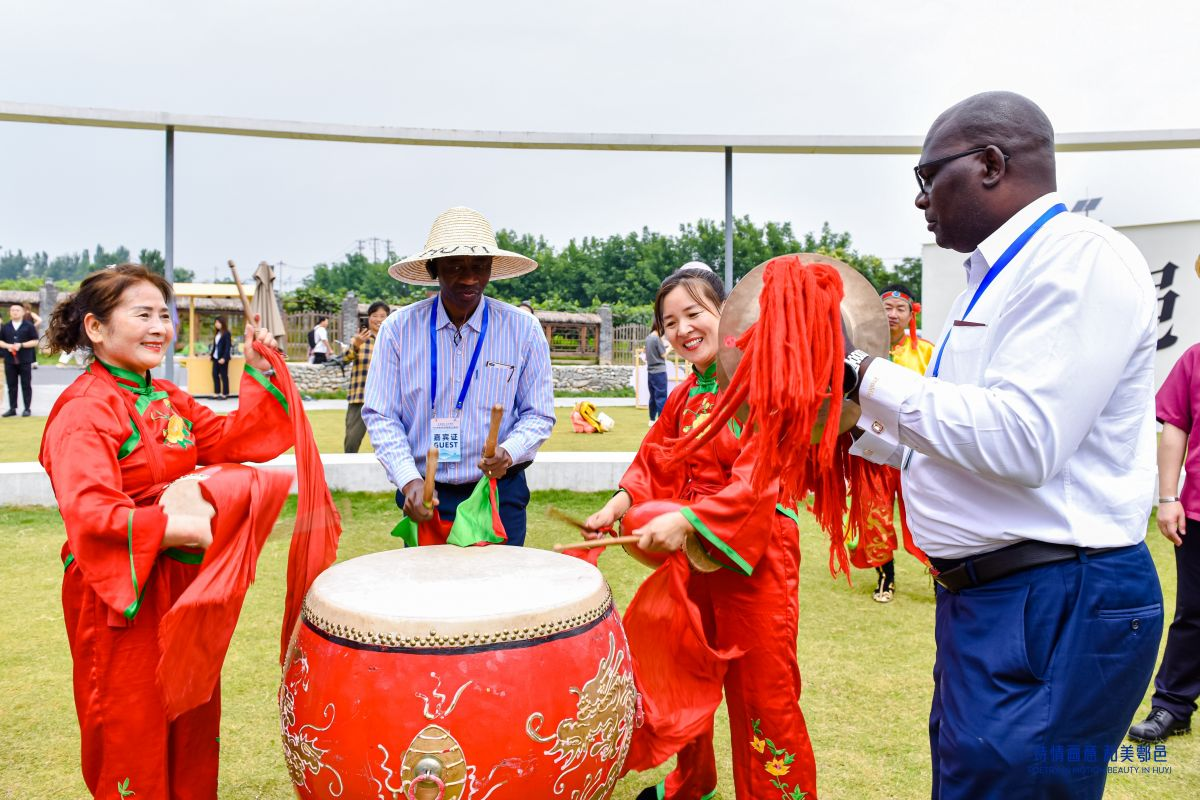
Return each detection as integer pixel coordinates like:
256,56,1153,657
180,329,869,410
871,420,884,434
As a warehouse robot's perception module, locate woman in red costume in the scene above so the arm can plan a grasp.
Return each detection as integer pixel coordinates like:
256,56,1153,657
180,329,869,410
585,266,816,800
40,265,294,799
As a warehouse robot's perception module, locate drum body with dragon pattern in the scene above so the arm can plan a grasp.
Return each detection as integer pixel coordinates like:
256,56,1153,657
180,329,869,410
280,545,639,800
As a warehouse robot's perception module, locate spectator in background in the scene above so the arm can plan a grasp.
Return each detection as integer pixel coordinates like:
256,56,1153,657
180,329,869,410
1128,341,1200,744
645,326,668,426
210,316,231,399
2,303,39,417
344,301,391,453
310,316,330,364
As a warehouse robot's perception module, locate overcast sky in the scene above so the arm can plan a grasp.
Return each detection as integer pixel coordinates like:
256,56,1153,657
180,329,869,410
1,0,1198,290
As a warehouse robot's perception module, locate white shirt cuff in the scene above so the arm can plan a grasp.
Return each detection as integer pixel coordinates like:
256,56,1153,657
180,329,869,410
855,357,924,453
848,428,905,467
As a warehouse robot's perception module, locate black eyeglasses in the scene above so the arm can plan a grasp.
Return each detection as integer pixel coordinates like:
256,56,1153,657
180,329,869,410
913,146,1008,194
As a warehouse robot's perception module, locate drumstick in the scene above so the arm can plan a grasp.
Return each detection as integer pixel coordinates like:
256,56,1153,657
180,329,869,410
483,404,504,459
546,506,592,531
423,447,438,508
227,260,256,324
553,536,641,553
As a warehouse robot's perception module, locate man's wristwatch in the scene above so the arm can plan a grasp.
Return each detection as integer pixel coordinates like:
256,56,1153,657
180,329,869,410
843,349,871,397
1158,496,1180,504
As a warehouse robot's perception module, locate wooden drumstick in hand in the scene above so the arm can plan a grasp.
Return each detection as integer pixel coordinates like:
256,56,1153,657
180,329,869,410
553,536,641,553
483,404,503,459
227,260,255,324
423,447,438,508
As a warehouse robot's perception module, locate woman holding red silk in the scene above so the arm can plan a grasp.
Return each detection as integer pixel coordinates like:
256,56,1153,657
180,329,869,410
585,264,817,800
40,264,295,799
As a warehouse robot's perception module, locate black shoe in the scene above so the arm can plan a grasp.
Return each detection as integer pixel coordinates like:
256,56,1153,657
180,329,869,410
636,787,659,800
1,409,15,417
1129,708,1191,743
21,409,30,417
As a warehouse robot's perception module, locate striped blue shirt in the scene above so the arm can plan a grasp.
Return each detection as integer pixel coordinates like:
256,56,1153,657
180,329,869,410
363,295,555,489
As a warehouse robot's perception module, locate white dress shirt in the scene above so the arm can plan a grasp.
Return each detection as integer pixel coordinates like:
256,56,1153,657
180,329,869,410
852,192,1157,558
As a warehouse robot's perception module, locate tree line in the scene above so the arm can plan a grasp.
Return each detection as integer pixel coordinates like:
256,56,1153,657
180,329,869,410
1,217,921,327
0,245,194,288
297,216,921,324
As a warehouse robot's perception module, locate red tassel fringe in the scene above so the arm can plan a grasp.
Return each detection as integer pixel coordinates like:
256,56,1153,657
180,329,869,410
664,256,891,580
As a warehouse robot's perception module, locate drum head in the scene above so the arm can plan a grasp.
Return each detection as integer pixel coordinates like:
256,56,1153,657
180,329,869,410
303,547,612,649
716,253,888,434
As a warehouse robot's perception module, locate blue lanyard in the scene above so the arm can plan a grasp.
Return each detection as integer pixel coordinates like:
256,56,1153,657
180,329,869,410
429,298,490,413
929,203,1066,378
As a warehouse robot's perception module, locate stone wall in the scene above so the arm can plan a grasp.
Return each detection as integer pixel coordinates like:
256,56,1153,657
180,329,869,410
287,363,350,394
283,363,634,396
551,365,633,393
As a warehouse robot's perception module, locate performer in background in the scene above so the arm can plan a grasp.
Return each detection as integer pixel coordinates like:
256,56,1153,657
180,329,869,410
209,315,231,399
848,283,932,602
364,206,555,546
845,91,1162,799
586,266,816,800
40,264,293,798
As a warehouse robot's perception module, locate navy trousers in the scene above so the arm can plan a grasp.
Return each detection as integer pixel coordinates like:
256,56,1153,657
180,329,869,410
929,542,1163,800
1151,517,1200,719
395,465,531,546
648,371,668,421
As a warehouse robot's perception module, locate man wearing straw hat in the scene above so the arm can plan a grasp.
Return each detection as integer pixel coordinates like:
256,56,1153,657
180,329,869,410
363,207,555,546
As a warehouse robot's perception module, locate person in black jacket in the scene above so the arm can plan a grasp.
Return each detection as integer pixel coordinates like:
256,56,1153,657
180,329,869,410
2,303,39,416
210,316,232,399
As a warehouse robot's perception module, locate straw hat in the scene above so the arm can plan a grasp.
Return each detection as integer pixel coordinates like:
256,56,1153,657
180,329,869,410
389,206,538,286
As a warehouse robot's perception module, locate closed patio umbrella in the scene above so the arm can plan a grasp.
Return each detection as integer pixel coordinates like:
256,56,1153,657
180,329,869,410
250,260,287,343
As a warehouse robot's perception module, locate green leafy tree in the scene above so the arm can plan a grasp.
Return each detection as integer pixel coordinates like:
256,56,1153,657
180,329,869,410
137,248,194,282
295,217,921,314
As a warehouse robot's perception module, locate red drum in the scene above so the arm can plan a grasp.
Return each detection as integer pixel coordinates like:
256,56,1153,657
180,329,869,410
279,546,640,800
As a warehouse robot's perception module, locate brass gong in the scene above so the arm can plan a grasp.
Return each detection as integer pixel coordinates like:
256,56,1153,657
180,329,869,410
715,253,889,436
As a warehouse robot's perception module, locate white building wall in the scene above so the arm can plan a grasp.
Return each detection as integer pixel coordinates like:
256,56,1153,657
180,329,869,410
921,219,1200,389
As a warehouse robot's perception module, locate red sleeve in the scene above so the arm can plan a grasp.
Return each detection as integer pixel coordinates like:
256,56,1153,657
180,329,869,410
173,365,295,464
680,430,779,576
1156,345,1197,433
619,383,691,504
42,395,166,621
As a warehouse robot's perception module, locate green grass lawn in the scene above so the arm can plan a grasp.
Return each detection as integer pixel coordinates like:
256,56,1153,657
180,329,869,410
1,494,1195,798
0,406,652,463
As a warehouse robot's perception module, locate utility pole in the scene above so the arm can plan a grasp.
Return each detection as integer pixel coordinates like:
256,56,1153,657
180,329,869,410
384,238,393,261
355,239,366,256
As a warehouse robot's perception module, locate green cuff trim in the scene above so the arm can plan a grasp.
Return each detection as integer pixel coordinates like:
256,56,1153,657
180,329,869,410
117,416,140,460
164,547,204,565
776,503,802,525
680,506,753,576
701,791,717,800
122,509,143,619
656,782,665,800
243,364,289,415
63,553,75,573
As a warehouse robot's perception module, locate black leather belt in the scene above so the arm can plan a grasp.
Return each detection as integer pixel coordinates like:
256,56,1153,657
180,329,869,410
929,540,1125,593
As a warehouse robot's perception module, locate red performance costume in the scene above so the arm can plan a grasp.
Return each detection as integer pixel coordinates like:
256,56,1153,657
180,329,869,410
618,364,817,800
40,360,293,799
847,302,932,573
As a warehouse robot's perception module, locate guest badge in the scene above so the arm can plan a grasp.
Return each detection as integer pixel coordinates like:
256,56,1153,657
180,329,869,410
431,417,462,463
